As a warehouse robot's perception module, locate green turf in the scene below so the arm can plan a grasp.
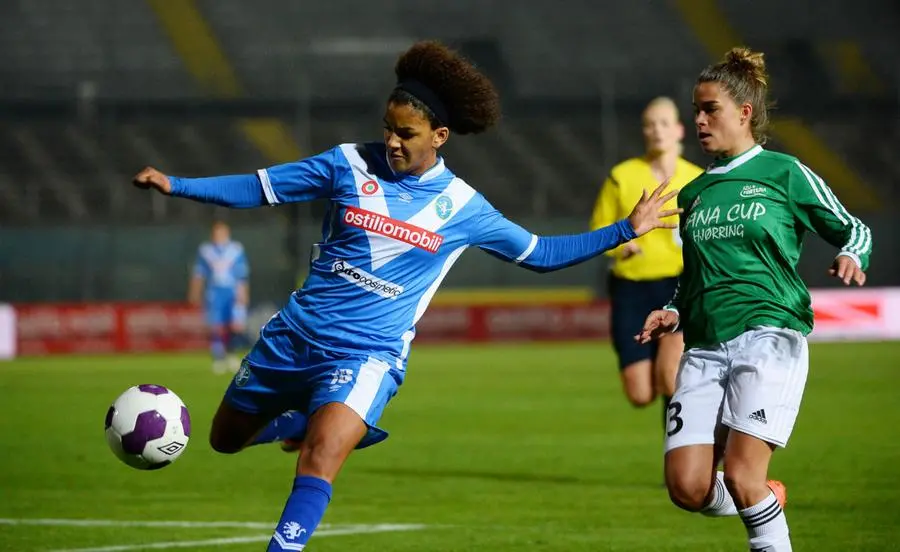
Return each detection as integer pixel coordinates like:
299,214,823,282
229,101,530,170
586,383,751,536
1,342,899,551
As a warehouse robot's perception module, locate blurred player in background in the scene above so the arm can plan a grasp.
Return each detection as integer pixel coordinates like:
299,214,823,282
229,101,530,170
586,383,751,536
189,220,249,374
134,41,681,552
638,47,872,552
590,97,702,432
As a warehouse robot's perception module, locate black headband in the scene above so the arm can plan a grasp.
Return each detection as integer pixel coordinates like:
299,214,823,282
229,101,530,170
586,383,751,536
395,79,449,127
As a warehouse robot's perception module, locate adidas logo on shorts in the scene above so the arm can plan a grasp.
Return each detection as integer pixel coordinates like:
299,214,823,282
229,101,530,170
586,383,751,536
748,409,768,424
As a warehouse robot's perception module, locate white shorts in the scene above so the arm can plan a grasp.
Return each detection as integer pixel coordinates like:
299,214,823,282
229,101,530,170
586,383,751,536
664,326,809,452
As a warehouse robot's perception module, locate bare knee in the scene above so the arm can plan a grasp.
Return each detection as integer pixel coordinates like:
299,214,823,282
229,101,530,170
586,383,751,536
299,435,341,474
666,476,711,512
722,432,776,508
722,464,768,508
621,361,655,407
297,403,367,482
208,402,271,455
209,433,242,454
625,391,655,408
665,447,717,512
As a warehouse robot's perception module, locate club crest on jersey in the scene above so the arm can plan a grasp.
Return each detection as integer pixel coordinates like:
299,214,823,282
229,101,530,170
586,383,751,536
361,180,380,195
234,360,251,387
435,195,453,220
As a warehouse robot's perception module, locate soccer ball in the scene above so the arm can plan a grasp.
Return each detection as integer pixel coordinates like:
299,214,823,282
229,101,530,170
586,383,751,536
104,384,191,470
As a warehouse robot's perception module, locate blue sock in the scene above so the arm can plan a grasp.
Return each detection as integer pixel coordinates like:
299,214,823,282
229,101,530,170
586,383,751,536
250,411,308,447
268,476,332,551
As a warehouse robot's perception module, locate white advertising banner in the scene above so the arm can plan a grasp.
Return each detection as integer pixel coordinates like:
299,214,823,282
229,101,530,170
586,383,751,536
0,304,16,359
809,288,900,342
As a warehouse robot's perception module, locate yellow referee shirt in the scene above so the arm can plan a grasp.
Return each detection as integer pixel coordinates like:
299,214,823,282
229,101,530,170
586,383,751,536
590,157,703,281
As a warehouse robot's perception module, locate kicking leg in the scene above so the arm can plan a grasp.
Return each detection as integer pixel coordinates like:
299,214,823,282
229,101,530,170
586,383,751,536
208,399,275,454
267,403,366,551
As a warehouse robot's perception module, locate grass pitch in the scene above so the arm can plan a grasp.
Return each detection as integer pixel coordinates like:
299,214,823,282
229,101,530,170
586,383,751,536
2,341,899,551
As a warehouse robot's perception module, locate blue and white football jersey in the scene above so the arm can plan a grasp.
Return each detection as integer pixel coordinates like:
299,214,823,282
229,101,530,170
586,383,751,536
194,240,249,291
257,142,537,369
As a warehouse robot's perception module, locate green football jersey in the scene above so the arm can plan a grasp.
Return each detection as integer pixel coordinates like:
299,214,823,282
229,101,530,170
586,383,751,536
667,145,873,349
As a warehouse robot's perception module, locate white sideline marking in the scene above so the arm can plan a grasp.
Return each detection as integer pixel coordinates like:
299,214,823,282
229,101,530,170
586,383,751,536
49,525,427,552
51,535,271,551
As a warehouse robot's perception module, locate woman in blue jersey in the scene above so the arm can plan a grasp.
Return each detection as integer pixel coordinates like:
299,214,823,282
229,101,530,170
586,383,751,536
134,41,679,551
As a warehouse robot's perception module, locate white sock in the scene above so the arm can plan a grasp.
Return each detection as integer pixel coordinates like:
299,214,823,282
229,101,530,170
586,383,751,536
701,471,738,517
739,491,791,551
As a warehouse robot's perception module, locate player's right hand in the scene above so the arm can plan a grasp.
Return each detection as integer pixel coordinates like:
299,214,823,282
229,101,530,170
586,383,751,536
635,309,679,344
133,167,172,195
619,242,642,260
627,180,682,237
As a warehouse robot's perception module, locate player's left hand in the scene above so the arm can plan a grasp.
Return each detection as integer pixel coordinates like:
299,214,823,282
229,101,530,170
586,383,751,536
627,180,683,237
828,255,866,286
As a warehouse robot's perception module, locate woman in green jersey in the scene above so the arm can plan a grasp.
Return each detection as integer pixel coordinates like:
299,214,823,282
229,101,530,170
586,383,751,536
637,47,872,552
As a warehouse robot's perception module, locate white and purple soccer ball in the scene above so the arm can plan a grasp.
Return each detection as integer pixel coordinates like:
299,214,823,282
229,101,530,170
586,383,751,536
105,384,191,470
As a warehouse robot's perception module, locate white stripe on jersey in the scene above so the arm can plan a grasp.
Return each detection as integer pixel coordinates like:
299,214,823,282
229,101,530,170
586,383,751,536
340,144,391,216
344,356,391,419
340,144,477,270
397,330,415,372
794,161,871,255
383,177,476,270
706,145,762,174
413,244,469,325
515,234,539,263
257,169,279,205
341,144,394,268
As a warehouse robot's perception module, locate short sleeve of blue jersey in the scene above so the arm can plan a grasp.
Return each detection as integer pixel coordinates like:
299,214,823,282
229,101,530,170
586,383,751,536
257,147,339,205
470,198,537,263
233,246,249,280
193,248,210,279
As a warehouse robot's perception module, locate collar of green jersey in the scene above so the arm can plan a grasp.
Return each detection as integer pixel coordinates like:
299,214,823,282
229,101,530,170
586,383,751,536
707,144,763,174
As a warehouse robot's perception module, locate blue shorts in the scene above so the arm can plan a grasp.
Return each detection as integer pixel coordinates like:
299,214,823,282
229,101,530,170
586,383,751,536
205,288,246,327
224,314,401,449
608,274,680,371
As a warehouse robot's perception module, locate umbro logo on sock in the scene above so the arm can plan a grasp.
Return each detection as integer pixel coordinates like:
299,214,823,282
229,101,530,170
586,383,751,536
749,409,768,424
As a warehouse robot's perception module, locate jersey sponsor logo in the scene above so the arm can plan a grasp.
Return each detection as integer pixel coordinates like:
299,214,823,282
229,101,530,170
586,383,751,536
740,184,767,198
398,192,414,203
361,180,380,195
332,259,405,299
343,206,444,253
684,201,767,242
435,195,453,220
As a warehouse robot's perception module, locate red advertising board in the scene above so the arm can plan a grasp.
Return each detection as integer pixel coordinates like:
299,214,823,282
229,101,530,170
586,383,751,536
7,288,900,357
415,302,612,343
14,303,207,356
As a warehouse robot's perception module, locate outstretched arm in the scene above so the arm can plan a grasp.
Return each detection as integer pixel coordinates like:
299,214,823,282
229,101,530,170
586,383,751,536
132,147,341,208
474,181,680,273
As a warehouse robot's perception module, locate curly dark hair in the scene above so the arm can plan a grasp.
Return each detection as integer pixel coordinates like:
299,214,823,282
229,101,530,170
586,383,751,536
389,40,501,135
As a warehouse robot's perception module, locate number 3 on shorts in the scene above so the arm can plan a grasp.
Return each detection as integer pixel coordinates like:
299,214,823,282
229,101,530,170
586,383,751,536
667,400,684,437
